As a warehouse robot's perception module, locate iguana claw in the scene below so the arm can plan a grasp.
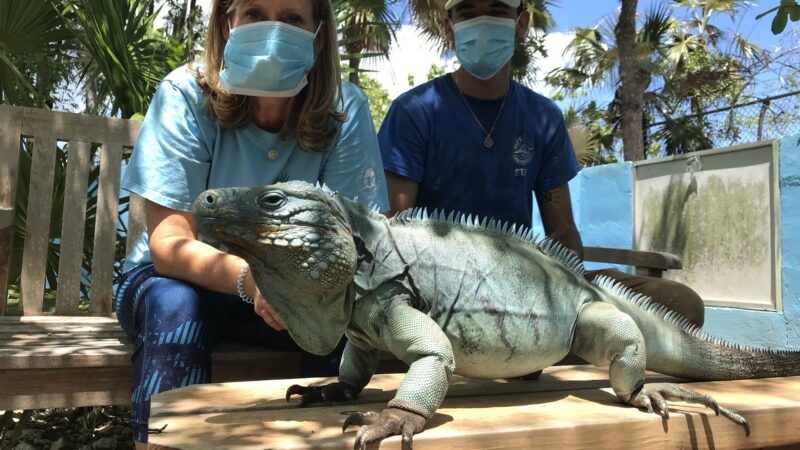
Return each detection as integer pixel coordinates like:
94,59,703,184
629,383,750,436
342,408,426,450
285,382,357,407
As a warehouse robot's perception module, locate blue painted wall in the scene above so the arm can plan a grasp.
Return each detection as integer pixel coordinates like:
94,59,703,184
532,135,800,348
532,162,634,272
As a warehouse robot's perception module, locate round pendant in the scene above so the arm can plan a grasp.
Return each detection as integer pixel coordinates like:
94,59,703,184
483,136,494,149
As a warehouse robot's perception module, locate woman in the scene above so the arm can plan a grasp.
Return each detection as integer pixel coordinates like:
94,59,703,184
115,0,388,445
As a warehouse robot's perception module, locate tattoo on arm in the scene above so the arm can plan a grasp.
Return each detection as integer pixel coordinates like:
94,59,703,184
536,189,562,212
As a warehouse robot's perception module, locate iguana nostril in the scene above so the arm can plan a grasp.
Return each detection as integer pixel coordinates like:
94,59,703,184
205,194,215,205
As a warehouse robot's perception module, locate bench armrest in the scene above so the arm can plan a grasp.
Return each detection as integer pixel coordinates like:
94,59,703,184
0,207,13,231
583,246,682,278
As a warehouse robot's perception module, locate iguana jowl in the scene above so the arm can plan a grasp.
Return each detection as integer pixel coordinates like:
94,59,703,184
193,181,800,449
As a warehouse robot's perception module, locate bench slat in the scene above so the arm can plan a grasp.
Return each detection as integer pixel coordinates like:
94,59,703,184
584,246,682,271
126,193,146,260
19,106,141,147
90,142,124,314
0,106,23,316
20,133,58,315
56,141,93,315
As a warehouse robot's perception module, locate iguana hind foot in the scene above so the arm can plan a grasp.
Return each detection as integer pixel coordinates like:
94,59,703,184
629,383,750,435
286,382,357,407
342,408,426,450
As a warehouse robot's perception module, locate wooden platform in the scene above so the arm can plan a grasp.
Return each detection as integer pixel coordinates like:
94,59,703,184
147,366,800,449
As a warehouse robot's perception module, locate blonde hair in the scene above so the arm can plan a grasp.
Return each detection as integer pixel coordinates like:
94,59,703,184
195,0,345,151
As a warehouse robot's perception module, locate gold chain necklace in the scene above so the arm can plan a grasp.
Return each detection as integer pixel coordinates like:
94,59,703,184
455,76,510,150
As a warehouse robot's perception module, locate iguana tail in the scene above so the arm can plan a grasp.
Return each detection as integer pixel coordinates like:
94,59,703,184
593,275,800,380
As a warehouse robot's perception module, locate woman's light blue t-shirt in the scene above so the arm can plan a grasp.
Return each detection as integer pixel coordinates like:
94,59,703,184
122,65,388,271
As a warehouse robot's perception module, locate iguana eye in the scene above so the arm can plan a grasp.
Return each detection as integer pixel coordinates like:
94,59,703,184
258,191,287,209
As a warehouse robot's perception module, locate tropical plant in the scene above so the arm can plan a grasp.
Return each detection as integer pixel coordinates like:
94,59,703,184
616,0,646,161
333,0,400,85
0,0,75,107
163,0,208,63
757,0,800,34
360,75,391,130
548,0,767,159
70,0,181,118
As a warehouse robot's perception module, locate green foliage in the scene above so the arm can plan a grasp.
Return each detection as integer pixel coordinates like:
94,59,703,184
651,117,714,155
756,0,800,34
427,63,445,81
71,0,180,117
334,0,400,85
163,0,207,62
0,0,75,106
360,75,391,131
548,0,775,159
562,101,618,166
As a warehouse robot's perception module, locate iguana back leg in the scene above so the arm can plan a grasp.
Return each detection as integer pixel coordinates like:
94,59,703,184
570,302,749,433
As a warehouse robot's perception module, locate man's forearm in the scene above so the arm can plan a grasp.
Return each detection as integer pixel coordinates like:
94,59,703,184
535,185,584,260
546,226,584,260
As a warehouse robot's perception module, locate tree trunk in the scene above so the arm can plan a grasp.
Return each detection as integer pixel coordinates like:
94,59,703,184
184,0,197,62
173,0,189,41
348,57,360,85
615,0,645,161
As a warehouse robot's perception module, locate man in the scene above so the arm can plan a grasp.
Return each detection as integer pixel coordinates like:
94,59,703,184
378,0,705,330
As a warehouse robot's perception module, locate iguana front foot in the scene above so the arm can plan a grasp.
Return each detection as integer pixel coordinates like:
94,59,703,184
628,383,750,435
342,408,426,450
285,382,358,407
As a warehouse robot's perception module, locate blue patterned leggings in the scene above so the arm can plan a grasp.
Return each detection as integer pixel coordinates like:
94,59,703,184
115,264,344,442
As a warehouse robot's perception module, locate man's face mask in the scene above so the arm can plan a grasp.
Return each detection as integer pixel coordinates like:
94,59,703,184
452,15,518,80
220,20,321,98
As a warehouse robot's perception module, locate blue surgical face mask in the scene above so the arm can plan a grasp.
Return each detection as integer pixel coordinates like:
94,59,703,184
452,16,518,80
220,21,320,98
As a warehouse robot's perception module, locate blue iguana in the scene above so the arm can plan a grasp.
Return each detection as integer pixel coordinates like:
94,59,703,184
192,180,800,449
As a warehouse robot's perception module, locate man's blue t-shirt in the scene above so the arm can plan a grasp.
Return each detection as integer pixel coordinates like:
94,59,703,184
378,74,580,228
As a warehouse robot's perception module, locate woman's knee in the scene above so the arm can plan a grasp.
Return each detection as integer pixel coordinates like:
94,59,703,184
134,277,223,347
139,277,205,319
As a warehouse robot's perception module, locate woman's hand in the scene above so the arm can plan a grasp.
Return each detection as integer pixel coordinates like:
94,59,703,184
252,288,287,330
244,269,287,331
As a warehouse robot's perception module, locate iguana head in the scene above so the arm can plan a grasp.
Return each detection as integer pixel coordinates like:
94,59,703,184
192,180,358,355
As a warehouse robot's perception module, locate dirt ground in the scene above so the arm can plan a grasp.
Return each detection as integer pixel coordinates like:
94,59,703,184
0,407,134,450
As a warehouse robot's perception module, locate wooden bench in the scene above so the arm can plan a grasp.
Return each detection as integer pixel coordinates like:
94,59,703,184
0,104,682,413
146,366,800,449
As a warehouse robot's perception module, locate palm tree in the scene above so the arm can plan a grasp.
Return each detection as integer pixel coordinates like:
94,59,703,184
333,0,400,85
71,0,179,118
616,0,645,161
548,0,762,159
0,0,75,107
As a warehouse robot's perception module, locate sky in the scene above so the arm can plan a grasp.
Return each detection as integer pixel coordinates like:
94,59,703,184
188,0,796,99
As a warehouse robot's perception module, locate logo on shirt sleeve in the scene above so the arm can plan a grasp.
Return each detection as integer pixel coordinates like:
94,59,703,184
512,136,532,177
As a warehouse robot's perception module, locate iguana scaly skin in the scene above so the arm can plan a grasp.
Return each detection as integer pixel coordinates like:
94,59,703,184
193,181,800,449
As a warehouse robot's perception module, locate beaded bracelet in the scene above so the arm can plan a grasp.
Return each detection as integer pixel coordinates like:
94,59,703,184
236,264,254,304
